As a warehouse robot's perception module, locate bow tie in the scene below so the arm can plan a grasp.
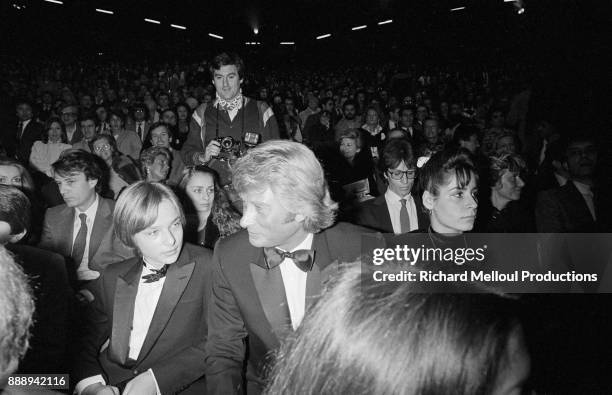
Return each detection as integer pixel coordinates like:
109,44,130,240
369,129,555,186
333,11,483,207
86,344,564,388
142,264,170,283
263,248,315,272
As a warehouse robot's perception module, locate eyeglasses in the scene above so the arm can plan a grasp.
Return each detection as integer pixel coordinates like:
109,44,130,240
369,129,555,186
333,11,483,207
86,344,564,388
94,144,111,152
387,169,416,180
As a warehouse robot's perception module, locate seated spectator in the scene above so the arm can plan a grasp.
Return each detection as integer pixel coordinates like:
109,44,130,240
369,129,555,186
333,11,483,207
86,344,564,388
140,146,171,183
482,108,515,156
109,110,141,161
417,117,445,157
305,110,336,161
29,116,72,177
452,123,481,155
72,114,99,153
360,105,386,160
60,104,82,145
475,153,535,232
145,122,185,185
356,139,429,233
0,185,71,374
94,105,111,135
91,134,142,199
0,246,35,388
334,100,362,140
536,135,611,232
265,265,531,395
176,102,192,146
128,102,151,142
179,166,241,249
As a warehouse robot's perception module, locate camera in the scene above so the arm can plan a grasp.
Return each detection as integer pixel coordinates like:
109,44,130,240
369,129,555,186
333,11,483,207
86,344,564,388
215,136,240,153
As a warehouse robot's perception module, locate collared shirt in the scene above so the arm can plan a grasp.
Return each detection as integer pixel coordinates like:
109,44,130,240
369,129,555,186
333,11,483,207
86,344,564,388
573,181,596,220
385,188,419,234
278,233,314,330
18,119,31,138
74,258,164,395
135,121,147,140
73,195,100,281
66,124,77,142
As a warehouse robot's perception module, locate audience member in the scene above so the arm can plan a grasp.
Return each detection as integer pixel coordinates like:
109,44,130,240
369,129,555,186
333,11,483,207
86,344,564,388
72,114,99,153
334,100,361,140
60,104,83,145
29,117,72,177
91,134,142,198
9,101,44,164
145,122,185,185
109,110,142,161
140,146,171,184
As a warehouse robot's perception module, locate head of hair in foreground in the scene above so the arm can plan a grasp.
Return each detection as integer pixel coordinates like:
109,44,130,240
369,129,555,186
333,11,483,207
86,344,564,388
232,140,337,233
0,247,34,386
266,265,530,395
418,148,479,233
113,181,185,250
0,185,31,245
178,165,241,237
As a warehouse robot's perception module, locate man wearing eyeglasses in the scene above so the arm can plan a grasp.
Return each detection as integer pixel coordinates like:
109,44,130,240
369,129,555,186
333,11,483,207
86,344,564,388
60,104,83,145
356,139,429,234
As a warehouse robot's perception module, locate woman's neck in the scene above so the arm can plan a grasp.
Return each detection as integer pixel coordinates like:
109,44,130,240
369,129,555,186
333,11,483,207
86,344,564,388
197,210,211,229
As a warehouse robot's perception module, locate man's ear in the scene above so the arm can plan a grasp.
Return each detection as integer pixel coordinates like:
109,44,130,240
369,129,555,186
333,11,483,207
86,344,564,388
88,178,98,189
9,229,27,244
422,190,435,211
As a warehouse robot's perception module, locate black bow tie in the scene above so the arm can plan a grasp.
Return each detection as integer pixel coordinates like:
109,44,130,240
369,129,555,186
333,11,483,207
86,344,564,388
142,264,170,283
263,248,315,272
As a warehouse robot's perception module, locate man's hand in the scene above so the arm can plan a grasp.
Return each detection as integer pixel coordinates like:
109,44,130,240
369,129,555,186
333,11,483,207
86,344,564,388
201,140,221,163
81,383,119,395
123,370,158,395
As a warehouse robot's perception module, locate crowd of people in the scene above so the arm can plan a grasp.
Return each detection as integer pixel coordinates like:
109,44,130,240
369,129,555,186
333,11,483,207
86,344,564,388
0,51,610,394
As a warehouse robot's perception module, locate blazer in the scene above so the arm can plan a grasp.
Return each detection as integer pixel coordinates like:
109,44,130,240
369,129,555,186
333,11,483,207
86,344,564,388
66,124,84,145
127,120,151,142
536,181,606,232
13,119,45,163
39,197,115,280
205,222,380,394
74,243,212,394
114,130,142,161
355,193,430,233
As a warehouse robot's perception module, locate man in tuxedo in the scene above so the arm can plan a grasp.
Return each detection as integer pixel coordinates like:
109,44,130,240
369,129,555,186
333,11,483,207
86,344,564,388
60,104,83,145
356,139,429,233
74,182,211,395
39,150,115,290
206,140,375,394
0,185,72,374
9,101,44,164
127,102,151,142
536,135,611,232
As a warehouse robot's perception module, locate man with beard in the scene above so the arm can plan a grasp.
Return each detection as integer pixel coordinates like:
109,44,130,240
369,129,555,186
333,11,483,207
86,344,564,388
334,100,361,140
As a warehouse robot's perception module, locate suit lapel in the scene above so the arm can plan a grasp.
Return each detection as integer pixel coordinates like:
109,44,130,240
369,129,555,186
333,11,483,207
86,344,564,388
109,261,142,365
136,251,196,363
89,198,112,262
373,196,394,233
306,232,334,312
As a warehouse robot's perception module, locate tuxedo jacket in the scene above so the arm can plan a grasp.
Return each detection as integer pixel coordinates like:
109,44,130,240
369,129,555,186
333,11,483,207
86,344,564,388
10,119,44,163
355,193,430,234
39,197,115,281
66,125,84,145
536,181,608,232
205,222,379,394
74,243,212,394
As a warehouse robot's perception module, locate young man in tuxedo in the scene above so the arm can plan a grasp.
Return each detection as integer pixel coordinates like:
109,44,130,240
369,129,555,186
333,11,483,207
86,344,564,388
206,140,376,394
75,182,212,395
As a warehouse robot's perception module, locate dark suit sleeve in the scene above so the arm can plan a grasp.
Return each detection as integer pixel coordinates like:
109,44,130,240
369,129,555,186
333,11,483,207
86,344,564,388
73,276,111,383
90,227,136,272
38,209,55,252
535,190,564,232
205,248,247,395
260,103,280,141
181,106,206,166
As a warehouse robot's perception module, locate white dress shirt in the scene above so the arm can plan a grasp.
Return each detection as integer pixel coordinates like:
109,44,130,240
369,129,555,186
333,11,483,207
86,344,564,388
384,188,419,234
278,233,314,330
74,258,164,395
73,195,100,281
66,124,77,142
573,181,596,221
18,119,31,138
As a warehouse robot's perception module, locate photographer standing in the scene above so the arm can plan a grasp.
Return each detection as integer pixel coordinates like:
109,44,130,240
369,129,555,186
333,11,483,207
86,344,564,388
181,52,279,186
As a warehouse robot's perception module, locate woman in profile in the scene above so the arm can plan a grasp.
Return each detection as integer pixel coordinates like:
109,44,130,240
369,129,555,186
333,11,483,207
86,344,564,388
178,166,241,249
265,265,531,395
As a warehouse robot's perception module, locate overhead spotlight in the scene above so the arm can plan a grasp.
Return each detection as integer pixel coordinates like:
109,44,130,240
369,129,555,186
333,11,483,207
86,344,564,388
377,19,393,25
209,33,223,40
44,0,63,4
450,6,466,12
254,28,259,35
316,33,331,40
171,24,186,30
351,25,367,31
280,42,295,45
95,9,114,15
144,18,161,24
517,7,525,14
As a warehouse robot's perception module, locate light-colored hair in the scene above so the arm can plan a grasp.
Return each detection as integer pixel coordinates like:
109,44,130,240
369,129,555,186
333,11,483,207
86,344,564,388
0,157,36,193
140,146,172,177
266,264,523,395
489,153,527,186
232,140,337,233
0,247,34,375
338,128,363,148
113,181,186,249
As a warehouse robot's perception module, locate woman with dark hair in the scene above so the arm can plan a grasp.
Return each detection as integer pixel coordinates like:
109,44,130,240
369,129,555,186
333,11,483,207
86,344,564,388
178,166,241,249
140,146,171,183
91,134,142,199
475,153,535,232
266,265,531,395
109,110,141,160
29,117,72,177
176,102,192,147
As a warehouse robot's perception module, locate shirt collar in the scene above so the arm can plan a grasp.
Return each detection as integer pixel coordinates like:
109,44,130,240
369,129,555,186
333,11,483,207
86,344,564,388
76,194,100,217
573,180,593,196
385,186,412,203
277,233,314,253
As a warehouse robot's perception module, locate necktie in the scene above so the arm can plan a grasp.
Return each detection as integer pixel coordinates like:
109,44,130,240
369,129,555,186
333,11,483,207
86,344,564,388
137,123,143,140
17,121,23,139
400,198,410,233
71,213,88,267
263,248,315,272
142,264,170,283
